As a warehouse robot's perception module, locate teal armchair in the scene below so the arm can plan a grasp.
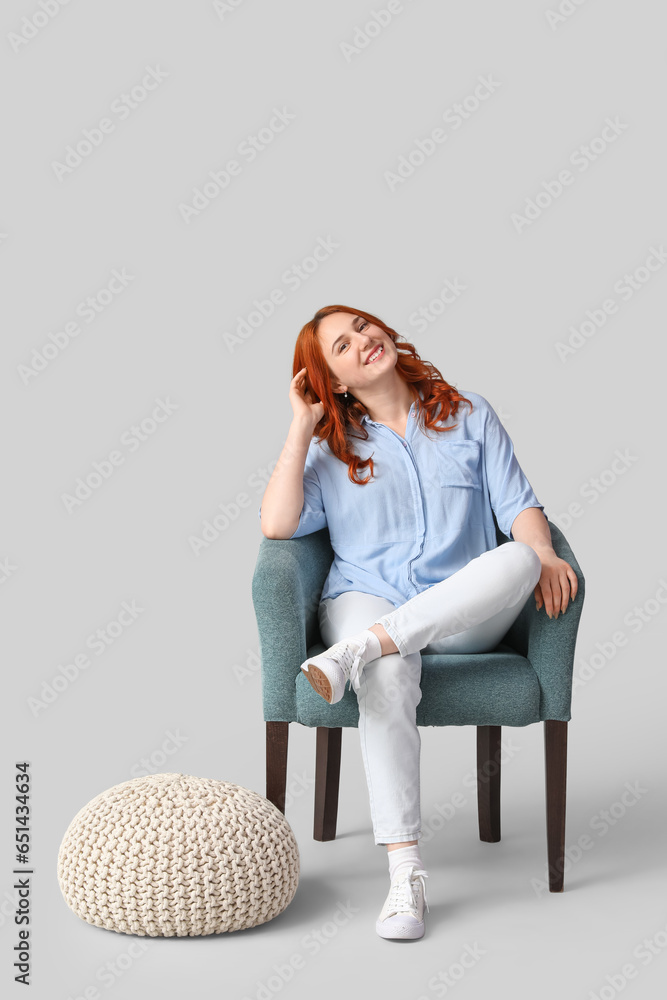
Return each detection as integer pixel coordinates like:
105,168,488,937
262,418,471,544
251,518,585,892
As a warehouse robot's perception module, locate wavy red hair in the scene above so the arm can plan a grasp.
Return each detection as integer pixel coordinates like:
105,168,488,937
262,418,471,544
293,304,473,485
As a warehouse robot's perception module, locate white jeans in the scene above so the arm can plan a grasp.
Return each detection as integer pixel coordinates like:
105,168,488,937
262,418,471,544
317,541,542,846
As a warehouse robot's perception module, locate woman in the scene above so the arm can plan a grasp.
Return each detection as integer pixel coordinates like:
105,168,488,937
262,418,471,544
259,304,578,941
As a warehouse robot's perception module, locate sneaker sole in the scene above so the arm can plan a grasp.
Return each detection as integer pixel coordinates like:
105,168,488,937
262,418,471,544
375,919,425,940
301,664,334,703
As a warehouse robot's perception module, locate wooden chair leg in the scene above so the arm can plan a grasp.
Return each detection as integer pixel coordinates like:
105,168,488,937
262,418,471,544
545,719,568,892
314,726,342,842
266,721,289,813
477,725,502,843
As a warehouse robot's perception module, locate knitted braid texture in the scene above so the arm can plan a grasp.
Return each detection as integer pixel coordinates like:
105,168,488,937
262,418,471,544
57,773,300,936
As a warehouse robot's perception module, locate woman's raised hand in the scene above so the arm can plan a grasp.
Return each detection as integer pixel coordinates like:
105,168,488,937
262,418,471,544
289,367,324,431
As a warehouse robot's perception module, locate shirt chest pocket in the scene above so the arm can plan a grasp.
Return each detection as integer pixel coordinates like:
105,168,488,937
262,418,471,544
434,439,483,491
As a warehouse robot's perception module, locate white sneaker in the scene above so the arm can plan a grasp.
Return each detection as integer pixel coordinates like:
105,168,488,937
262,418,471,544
300,634,374,704
376,866,429,940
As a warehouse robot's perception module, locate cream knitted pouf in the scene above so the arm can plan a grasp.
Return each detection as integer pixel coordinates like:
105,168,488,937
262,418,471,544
57,773,300,936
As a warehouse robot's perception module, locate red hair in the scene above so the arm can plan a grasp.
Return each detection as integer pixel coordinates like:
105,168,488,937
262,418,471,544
293,304,473,485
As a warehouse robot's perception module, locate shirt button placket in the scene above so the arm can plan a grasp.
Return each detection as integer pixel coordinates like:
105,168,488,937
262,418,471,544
401,437,425,595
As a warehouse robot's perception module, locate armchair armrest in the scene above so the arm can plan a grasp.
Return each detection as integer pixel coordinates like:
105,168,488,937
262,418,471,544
251,528,334,720
502,519,586,721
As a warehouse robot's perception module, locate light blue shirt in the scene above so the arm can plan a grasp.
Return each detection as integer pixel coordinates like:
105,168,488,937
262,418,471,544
259,390,546,609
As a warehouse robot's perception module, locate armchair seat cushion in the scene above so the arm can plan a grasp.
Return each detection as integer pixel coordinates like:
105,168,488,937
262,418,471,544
254,519,583,727
295,641,541,728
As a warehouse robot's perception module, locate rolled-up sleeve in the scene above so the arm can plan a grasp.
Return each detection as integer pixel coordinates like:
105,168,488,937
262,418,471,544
288,454,327,537
257,440,327,538
482,399,545,539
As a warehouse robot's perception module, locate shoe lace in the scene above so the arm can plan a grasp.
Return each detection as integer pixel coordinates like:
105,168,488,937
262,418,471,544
328,639,368,695
387,867,430,916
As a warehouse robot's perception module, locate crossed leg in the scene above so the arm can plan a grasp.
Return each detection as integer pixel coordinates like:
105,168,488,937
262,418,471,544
318,541,543,850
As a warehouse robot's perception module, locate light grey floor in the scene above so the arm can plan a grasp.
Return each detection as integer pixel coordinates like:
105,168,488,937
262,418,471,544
41,719,665,1000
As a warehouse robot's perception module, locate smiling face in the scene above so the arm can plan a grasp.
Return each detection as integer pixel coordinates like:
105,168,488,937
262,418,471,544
316,311,397,396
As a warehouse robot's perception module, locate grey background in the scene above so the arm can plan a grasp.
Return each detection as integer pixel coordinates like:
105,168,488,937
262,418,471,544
3,0,666,997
